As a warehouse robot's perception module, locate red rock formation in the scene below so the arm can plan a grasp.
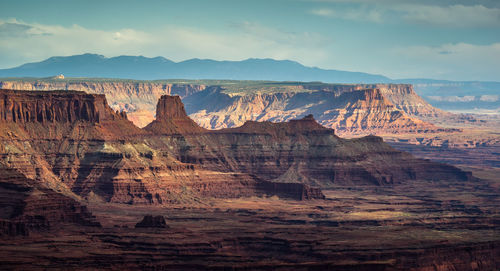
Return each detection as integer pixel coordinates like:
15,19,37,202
0,90,471,207
223,114,333,138
0,89,115,123
0,80,207,127
186,85,449,135
0,90,497,270
0,90,324,204
319,88,440,134
144,95,206,135
0,79,456,134
140,95,473,189
0,166,100,236
0,89,147,140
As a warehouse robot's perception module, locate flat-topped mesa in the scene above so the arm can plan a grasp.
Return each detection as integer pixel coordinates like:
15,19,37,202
0,89,118,123
318,88,441,134
220,114,335,137
144,95,206,135
0,89,147,140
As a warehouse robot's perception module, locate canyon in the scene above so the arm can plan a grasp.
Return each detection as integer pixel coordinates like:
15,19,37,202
0,79,449,134
0,88,498,269
2,78,496,172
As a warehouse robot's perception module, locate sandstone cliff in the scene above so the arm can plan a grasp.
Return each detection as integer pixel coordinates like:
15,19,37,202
0,79,453,135
146,95,472,188
0,90,473,206
0,89,146,140
0,80,207,127
185,85,455,135
0,89,324,204
0,165,100,236
144,95,206,135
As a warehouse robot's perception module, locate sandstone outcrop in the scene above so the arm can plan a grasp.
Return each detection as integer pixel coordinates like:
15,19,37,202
0,90,473,201
0,89,325,204
0,80,207,127
0,166,100,236
183,84,456,135
0,79,458,135
0,89,147,140
144,95,206,135
0,89,473,206
146,95,473,189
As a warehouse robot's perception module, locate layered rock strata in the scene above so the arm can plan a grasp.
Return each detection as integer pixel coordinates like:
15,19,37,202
0,80,454,134
145,95,473,188
0,80,207,127
144,95,206,135
0,89,474,206
0,166,100,236
0,89,324,204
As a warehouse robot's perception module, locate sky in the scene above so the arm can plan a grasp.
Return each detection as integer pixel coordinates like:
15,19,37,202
0,0,499,81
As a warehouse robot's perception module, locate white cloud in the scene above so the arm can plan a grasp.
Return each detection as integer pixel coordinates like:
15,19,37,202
480,95,499,102
0,18,499,81
309,7,383,23
399,4,500,27
427,96,476,102
308,3,500,27
0,19,331,69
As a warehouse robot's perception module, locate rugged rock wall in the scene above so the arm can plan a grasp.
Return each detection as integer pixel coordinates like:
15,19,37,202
184,84,449,134
0,89,117,123
0,89,147,141
0,90,325,204
0,80,207,127
0,80,450,134
144,95,472,188
0,166,100,236
144,95,207,135
0,90,472,206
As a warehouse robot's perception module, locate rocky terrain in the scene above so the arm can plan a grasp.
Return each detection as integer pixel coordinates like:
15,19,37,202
0,165,100,237
0,89,498,269
2,89,334,205
0,79,456,135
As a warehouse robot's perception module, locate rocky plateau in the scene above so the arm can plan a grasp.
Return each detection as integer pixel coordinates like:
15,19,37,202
0,79,457,134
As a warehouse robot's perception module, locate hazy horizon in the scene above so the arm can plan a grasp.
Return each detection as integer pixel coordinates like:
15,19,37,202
1,0,500,81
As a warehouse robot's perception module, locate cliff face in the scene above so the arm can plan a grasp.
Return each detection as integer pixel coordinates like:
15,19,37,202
0,80,207,127
0,90,472,205
0,89,146,140
0,89,115,123
0,90,323,204
0,166,100,236
0,80,450,134
142,95,472,188
185,85,448,135
318,88,439,134
144,95,206,135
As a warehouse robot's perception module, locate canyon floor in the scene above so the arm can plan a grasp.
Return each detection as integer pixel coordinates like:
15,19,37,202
1,178,499,270
383,114,500,179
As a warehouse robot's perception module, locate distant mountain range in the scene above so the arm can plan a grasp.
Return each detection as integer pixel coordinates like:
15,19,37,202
0,53,498,112
0,53,390,83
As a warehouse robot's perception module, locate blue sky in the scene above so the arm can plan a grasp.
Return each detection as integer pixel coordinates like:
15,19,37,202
0,0,499,81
